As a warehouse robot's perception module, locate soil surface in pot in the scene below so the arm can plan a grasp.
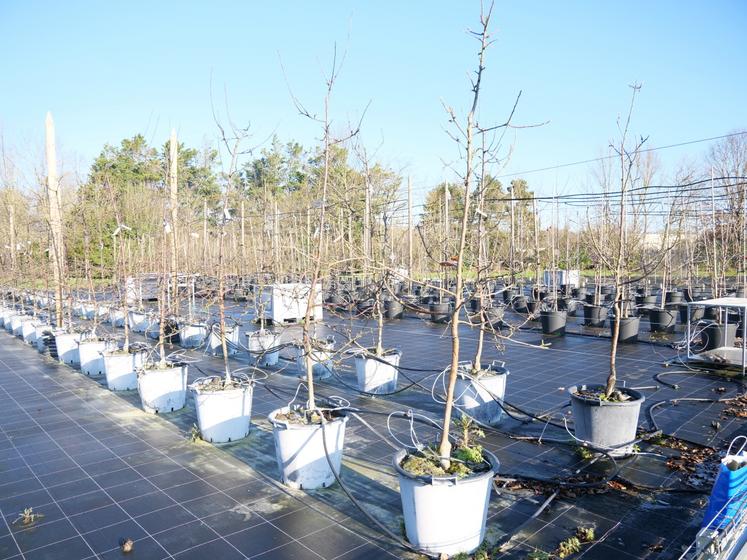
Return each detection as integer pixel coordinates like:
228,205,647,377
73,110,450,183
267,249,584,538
192,376,248,393
574,387,636,403
400,444,491,478
274,407,343,426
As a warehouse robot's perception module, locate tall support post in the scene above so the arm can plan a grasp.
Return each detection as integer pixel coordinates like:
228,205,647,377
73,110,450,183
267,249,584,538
45,112,64,328
407,176,413,290
9,204,16,272
169,129,179,311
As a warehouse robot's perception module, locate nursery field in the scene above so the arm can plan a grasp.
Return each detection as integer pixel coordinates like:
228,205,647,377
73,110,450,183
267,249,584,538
0,300,743,560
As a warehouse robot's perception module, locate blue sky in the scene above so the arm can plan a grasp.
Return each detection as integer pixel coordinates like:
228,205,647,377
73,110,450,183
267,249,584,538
1,0,745,205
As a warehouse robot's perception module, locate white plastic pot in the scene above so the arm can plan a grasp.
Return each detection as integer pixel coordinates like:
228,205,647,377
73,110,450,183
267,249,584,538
21,319,41,344
11,314,31,337
295,339,334,379
453,361,509,426
137,363,188,413
179,322,208,348
354,349,401,394
103,349,147,390
54,331,82,365
4,313,19,332
191,380,253,443
246,330,280,366
109,309,126,327
207,325,240,356
394,448,499,557
0,308,13,327
127,310,149,333
78,339,116,376
269,406,348,489
34,324,54,353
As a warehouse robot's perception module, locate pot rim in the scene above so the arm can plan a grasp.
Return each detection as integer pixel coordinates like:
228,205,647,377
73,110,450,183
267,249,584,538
568,384,645,407
190,376,254,395
456,360,508,378
268,405,348,431
354,347,401,360
393,447,499,485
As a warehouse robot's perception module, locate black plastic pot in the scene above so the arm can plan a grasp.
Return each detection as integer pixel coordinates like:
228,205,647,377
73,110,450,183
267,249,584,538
702,322,738,351
557,297,570,311
648,308,676,333
540,310,567,336
384,300,404,320
429,302,450,323
584,293,597,305
327,293,344,306
526,300,540,315
512,295,528,313
665,291,684,304
566,299,579,317
642,295,658,305
610,316,640,344
583,304,606,328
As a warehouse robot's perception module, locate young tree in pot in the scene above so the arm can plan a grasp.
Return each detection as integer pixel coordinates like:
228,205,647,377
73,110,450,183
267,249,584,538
268,55,352,490
395,7,504,556
569,86,647,458
540,199,568,336
191,123,254,444
137,144,188,415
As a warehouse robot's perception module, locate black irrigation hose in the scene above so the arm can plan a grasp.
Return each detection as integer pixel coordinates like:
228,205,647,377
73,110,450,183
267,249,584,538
318,412,421,555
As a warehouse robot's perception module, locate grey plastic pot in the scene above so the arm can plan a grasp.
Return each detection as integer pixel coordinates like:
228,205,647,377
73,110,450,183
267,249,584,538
702,322,738,351
454,362,508,426
568,385,644,457
540,310,567,336
429,302,450,323
394,448,499,557
583,304,606,328
269,407,348,489
610,316,640,344
648,308,676,333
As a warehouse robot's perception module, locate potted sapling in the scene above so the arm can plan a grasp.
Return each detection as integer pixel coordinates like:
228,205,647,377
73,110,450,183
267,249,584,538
77,231,116,376
648,201,678,334
540,201,568,336
246,275,281,367
569,88,646,457
136,204,188,414
103,220,148,390
354,276,401,394
179,276,208,348
395,11,499,556
268,66,349,490
190,161,254,443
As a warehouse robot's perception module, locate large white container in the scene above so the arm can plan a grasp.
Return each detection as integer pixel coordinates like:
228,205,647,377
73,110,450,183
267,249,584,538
259,283,323,324
246,330,280,366
453,361,509,426
543,269,580,289
0,307,13,327
395,449,499,557
207,325,240,356
192,380,253,443
103,349,147,390
78,338,116,376
127,310,149,333
268,407,348,489
179,322,207,348
137,363,188,413
354,349,401,394
54,331,82,366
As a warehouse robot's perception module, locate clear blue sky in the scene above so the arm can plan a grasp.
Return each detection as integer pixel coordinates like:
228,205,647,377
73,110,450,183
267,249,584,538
1,0,745,204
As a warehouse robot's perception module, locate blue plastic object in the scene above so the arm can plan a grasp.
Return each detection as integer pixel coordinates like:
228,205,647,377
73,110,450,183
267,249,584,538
702,436,747,530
